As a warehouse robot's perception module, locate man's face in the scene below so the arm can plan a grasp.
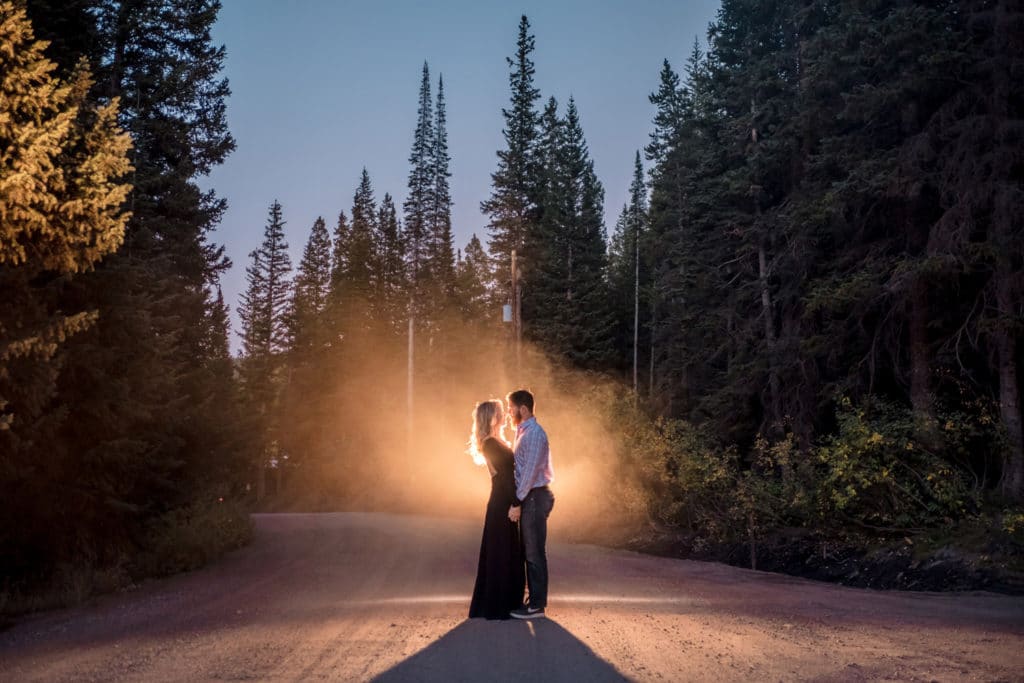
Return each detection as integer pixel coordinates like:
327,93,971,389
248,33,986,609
507,401,523,426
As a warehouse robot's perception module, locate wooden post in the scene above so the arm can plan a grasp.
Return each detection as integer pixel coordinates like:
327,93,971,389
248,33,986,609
512,249,521,381
407,313,414,457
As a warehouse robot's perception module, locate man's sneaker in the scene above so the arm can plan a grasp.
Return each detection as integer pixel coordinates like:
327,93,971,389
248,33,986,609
510,606,545,619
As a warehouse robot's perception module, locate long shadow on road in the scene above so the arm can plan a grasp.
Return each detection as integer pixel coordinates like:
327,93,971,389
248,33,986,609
372,617,627,682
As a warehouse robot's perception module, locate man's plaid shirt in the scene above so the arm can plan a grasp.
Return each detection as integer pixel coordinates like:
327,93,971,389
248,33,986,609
512,416,553,505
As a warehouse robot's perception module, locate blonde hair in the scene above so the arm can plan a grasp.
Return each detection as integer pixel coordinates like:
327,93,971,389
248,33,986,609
469,399,503,468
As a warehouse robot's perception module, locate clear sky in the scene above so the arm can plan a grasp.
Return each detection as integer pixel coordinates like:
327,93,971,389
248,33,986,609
203,0,722,349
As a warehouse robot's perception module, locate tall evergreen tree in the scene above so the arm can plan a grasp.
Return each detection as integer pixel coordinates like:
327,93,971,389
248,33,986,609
482,14,541,288
428,74,455,300
3,0,243,584
253,200,293,355
288,216,332,354
376,193,407,335
524,96,612,368
236,200,292,499
280,216,332,480
404,62,434,294
608,152,648,390
454,235,494,324
333,170,379,337
0,1,133,582
919,0,1024,498
645,56,686,180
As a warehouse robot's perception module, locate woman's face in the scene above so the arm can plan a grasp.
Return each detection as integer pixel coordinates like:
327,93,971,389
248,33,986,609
492,406,504,432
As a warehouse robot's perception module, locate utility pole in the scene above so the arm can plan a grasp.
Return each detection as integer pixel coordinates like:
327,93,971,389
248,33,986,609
407,311,414,456
511,249,522,380
633,216,640,397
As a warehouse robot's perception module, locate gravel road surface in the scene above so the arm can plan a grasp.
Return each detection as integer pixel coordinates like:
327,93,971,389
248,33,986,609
2,512,1022,682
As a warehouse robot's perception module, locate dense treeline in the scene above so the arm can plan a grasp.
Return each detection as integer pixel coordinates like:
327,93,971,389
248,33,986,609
1,0,248,606
3,0,1021,603
627,0,1024,533
239,6,1022,548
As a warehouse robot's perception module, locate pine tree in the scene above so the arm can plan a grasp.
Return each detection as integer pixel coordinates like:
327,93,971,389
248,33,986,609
428,74,455,302
329,210,350,297
238,200,293,363
58,0,239,502
259,200,293,355
334,170,379,337
524,96,566,341
482,14,541,288
239,248,269,361
288,216,332,354
645,38,720,417
236,200,292,499
523,96,612,368
454,234,494,324
207,286,232,362
376,193,407,336
917,0,1024,498
404,62,434,294
645,56,686,179
0,2,132,577
4,0,241,583
608,152,648,388
280,216,332,479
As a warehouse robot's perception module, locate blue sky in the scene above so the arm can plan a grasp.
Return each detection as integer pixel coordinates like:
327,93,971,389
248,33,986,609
202,0,721,349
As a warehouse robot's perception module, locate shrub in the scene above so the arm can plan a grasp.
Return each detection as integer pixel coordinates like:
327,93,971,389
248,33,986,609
134,495,253,578
815,398,976,532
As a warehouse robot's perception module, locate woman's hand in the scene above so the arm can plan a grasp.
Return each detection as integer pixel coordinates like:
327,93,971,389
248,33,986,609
508,505,521,523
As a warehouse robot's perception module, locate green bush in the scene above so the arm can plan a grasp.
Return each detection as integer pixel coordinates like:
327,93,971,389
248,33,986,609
135,495,253,578
613,389,998,546
815,398,977,531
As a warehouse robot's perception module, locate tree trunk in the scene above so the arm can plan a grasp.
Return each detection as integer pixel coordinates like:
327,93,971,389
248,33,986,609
633,227,640,396
990,0,1023,501
758,240,781,434
256,461,266,502
997,271,1024,501
908,277,938,447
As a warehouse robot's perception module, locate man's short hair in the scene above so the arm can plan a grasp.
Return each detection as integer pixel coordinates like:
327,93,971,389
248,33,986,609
507,389,534,413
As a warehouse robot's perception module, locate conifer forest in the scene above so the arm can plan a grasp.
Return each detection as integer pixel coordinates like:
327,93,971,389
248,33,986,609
2,0,1023,609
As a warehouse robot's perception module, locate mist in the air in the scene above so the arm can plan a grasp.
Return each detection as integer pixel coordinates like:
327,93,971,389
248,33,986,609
273,317,648,540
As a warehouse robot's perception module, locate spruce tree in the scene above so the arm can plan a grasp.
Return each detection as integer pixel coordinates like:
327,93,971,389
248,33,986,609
376,193,407,336
404,62,434,294
428,74,455,302
608,152,648,388
645,56,686,180
281,216,332,478
454,235,494,324
334,170,379,337
236,200,292,498
0,1,132,581
482,14,541,287
919,0,1024,498
288,216,332,354
523,96,612,368
329,210,350,298
53,0,240,521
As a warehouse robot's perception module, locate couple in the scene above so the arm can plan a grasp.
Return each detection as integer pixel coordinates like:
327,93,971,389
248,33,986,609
468,389,555,621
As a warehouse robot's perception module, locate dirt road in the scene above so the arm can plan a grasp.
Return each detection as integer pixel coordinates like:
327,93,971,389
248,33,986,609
2,513,1022,682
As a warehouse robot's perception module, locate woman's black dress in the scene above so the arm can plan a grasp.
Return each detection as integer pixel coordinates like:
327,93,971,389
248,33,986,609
468,436,525,619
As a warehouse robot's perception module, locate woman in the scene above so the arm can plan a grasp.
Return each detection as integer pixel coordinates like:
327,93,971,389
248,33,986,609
468,399,525,620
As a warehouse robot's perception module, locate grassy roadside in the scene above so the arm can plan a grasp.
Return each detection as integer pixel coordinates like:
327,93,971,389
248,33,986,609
0,496,253,622
609,514,1024,594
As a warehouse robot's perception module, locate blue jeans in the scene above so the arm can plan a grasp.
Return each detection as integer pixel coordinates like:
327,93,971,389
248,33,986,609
521,486,554,608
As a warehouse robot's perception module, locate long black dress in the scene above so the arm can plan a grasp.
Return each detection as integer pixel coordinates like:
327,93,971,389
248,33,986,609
468,436,525,620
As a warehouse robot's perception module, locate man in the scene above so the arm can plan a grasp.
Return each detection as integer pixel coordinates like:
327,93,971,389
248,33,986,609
506,389,554,619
